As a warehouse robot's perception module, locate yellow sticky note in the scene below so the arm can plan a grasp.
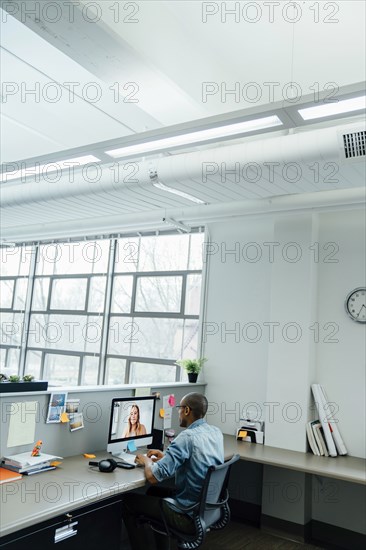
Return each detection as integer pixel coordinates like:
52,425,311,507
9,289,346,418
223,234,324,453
238,430,247,438
60,412,69,423
83,454,96,459
159,408,165,418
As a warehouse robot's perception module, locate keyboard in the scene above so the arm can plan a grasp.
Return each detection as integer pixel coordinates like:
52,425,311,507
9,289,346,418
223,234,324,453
119,454,137,465
112,453,147,466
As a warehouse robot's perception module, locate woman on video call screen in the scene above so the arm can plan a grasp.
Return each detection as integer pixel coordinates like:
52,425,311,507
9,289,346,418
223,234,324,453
121,403,147,438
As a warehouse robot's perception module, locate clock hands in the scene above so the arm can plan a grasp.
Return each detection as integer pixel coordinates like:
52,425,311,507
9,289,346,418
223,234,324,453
356,304,366,318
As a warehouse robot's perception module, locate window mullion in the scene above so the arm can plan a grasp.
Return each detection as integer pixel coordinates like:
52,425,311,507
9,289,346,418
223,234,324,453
98,239,117,385
19,245,38,377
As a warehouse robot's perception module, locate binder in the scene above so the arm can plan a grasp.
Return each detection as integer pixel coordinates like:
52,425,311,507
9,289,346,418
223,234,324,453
311,421,324,455
306,422,320,455
311,384,337,457
311,421,329,457
318,385,347,455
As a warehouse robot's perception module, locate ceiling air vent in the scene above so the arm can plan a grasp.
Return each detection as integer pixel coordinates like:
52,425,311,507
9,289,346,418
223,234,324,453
342,131,365,159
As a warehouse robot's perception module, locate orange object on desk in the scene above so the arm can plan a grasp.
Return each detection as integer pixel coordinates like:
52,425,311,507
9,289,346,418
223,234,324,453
0,467,22,484
31,440,43,456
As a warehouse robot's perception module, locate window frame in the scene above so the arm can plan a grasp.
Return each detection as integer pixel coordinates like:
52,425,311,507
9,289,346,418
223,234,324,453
0,230,205,386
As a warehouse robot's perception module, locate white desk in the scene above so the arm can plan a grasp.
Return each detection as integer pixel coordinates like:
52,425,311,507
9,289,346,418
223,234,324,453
223,435,366,485
1,440,365,548
0,451,146,543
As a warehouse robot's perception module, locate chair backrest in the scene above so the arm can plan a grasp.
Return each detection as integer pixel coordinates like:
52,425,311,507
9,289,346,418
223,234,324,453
198,454,240,527
152,454,240,550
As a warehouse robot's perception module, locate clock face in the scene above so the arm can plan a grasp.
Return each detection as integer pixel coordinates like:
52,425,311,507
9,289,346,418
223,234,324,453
345,288,366,323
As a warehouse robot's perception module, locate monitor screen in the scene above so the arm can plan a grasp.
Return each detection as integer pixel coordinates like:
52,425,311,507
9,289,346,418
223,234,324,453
107,396,156,454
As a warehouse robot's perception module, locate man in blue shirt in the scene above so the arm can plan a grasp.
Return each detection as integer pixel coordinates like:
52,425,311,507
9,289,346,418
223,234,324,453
122,392,224,550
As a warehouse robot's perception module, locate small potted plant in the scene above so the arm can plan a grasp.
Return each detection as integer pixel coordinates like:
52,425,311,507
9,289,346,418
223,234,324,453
0,373,48,393
175,358,207,383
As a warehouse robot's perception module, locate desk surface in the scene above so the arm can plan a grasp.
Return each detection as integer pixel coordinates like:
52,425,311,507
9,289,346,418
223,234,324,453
0,451,146,538
1,439,365,539
224,435,366,485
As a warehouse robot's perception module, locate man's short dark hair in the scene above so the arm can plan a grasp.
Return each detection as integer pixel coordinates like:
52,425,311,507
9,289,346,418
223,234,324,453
183,393,208,419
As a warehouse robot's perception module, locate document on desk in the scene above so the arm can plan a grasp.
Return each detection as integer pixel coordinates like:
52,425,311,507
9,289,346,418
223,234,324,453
7,401,38,447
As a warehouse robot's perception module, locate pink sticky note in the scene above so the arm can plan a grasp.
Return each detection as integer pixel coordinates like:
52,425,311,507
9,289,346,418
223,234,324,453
168,395,175,407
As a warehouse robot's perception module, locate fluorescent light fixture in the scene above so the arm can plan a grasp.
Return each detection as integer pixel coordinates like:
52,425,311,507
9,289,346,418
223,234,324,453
298,96,366,121
105,116,282,159
162,218,191,233
153,181,206,205
0,155,101,183
0,241,16,247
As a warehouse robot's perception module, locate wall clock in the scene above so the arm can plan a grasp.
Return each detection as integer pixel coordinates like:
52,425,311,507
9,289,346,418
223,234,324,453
345,288,366,323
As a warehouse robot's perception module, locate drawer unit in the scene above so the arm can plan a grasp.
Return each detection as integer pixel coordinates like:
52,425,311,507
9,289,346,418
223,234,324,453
0,496,124,549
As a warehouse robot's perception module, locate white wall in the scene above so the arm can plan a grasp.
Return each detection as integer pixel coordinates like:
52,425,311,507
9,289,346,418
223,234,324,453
316,210,366,458
203,217,272,434
203,207,365,458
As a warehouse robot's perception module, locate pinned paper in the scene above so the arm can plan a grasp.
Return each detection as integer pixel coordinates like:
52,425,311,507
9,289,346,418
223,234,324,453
60,412,70,423
162,395,173,429
168,395,175,407
159,408,165,418
127,440,137,452
7,402,37,447
69,413,84,432
66,399,80,414
135,387,151,397
164,408,172,429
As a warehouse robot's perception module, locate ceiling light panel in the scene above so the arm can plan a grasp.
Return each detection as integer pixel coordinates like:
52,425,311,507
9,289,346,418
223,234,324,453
298,96,366,121
105,116,283,158
1,155,101,183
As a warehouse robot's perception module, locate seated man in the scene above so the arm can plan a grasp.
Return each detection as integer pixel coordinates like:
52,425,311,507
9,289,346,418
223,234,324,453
122,392,224,550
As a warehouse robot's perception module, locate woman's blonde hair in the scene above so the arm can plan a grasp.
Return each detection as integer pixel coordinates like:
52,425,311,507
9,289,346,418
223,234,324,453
125,403,142,436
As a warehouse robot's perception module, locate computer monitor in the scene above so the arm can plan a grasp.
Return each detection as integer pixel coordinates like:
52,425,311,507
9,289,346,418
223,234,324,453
107,396,156,459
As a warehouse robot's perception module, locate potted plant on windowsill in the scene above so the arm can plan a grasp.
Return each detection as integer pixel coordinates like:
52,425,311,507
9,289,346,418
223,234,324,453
175,358,207,383
0,373,48,393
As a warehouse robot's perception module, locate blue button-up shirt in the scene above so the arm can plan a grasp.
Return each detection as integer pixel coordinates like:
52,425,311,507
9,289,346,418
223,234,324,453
151,419,224,507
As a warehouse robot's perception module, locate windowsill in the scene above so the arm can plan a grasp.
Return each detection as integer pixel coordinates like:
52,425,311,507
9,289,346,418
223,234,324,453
0,381,207,397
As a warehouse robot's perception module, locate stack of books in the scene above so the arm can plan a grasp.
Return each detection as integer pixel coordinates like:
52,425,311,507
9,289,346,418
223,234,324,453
1,452,62,476
307,384,347,457
306,420,329,456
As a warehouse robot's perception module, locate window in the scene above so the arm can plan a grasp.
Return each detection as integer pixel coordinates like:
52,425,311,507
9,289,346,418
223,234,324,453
0,231,205,385
25,241,109,385
107,232,204,384
0,247,31,376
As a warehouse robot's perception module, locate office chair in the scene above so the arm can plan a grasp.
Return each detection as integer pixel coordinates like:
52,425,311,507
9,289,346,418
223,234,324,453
139,453,240,550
